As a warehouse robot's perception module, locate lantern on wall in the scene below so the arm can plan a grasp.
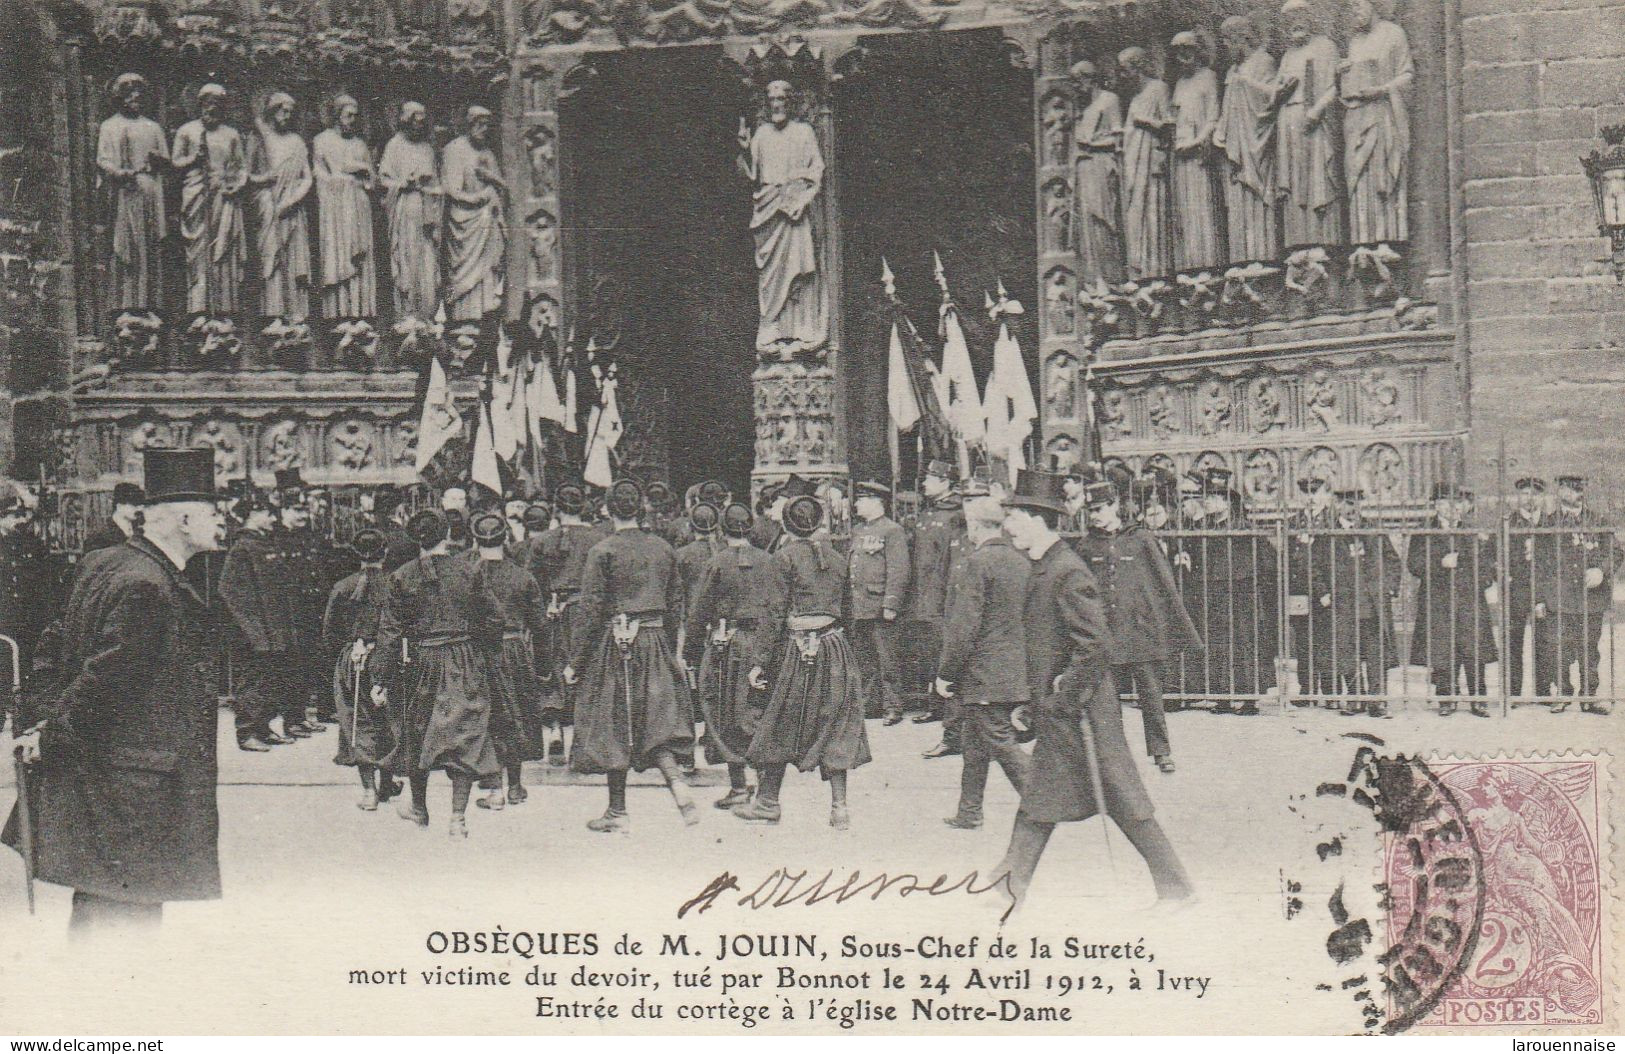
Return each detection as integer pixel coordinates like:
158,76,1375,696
1581,124,1625,283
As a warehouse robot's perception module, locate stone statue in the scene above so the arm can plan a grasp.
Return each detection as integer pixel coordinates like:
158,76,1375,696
378,101,443,321
1168,31,1224,271
1070,60,1125,287
738,80,828,356
1041,92,1070,167
98,73,169,310
172,83,247,315
313,95,380,318
1341,0,1413,243
1118,47,1172,280
248,92,313,321
441,105,507,321
1306,367,1340,431
1199,380,1232,435
1277,0,1344,246
1044,178,1072,253
1213,16,1282,262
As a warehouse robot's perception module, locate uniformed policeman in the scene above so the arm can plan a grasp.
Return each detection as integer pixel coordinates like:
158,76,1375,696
1189,469,1277,713
1409,484,1495,716
848,481,911,724
270,469,332,733
323,528,401,810
933,495,1031,829
219,488,307,750
562,478,698,833
1535,475,1622,712
908,459,966,757
529,482,608,762
1505,477,1549,698
1074,480,1202,772
688,501,774,809
1286,476,1337,702
1316,489,1400,714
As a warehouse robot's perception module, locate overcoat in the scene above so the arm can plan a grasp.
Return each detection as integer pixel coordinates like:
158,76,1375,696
1407,525,1497,670
847,515,910,621
3,538,221,904
1073,524,1202,664
934,536,1031,703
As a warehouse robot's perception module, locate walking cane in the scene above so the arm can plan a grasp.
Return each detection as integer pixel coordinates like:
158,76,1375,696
1074,688,1116,875
351,657,364,761
1,634,35,915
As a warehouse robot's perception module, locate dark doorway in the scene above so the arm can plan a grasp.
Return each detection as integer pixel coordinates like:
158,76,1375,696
837,30,1036,487
562,48,758,494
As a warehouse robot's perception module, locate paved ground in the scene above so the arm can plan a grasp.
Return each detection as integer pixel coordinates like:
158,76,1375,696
0,701,1614,1035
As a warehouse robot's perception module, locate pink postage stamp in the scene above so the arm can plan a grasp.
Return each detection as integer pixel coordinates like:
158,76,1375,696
1386,754,1610,1029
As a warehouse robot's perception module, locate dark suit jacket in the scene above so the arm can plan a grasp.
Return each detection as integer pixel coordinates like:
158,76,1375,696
1020,538,1110,702
935,536,1030,703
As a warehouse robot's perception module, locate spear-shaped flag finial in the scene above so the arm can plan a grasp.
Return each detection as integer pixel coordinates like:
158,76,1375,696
983,290,996,317
881,256,896,299
932,250,948,296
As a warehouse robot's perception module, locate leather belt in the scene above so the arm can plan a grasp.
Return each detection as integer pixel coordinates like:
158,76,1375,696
416,633,469,647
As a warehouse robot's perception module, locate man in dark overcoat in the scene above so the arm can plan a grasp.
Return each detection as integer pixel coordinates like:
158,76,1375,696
1313,490,1401,714
1504,477,1549,699
1408,484,1496,717
1534,475,1622,713
848,481,911,724
909,459,967,758
1073,480,1201,772
4,448,226,933
993,470,1193,912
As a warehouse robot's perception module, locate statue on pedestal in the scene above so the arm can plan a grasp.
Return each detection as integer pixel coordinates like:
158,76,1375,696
1277,0,1344,246
1168,31,1224,270
313,94,380,318
378,101,443,321
1118,47,1172,280
441,105,507,321
172,83,247,315
97,73,169,310
1341,0,1414,244
248,91,313,321
1069,60,1124,287
738,80,828,358
1214,15,1282,262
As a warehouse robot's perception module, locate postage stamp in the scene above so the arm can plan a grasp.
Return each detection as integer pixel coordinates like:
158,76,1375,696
1386,754,1610,1029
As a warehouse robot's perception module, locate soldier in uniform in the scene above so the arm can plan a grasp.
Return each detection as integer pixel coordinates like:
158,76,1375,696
1536,475,1622,713
675,502,726,671
530,481,607,763
642,481,684,549
1505,477,1549,698
83,482,145,553
269,470,330,736
5,449,226,934
1316,490,1400,714
994,470,1194,912
908,459,967,758
848,481,911,724
1286,476,1337,702
1074,480,1202,773
734,494,871,829
218,488,306,751
688,501,774,809
372,508,503,838
1408,484,1496,717
934,495,1031,830
373,485,419,572
467,512,548,810
323,528,401,810
561,478,698,832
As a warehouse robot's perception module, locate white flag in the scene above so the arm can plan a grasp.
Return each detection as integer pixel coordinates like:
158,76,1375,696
527,351,566,451
414,355,463,474
563,362,579,434
472,398,502,496
491,329,520,461
582,375,623,488
984,318,1037,485
886,322,920,433
938,303,984,445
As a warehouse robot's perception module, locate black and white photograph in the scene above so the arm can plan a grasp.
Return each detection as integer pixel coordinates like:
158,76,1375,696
0,0,1621,1039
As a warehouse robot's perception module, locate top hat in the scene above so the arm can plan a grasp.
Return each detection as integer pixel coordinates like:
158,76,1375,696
689,501,721,534
111,482,146,507
1555,474,1587,490
406,508,448,549
471,511,508,546
854,480,890,501
351,528,389,563
781,474,818,500
923,459,957,483
721,501,755,539
646,480,675,508
144,448,216,504
522,503,552,531
1003,469,1069,515
1082,480,1120,509
373,485,405,516
607,478,645,521
1513,477,1547,493
697,480,730,507
1297,476,1331,495
273,468,307,492
782,494,824,538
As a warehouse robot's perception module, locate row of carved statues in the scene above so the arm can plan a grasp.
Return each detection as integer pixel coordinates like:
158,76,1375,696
1048,0,1413,287
98,74,507,323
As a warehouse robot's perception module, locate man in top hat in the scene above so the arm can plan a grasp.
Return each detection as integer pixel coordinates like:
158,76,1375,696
849,481,911,724
468,511,548,810
908,458,967,757
1074,479,1201,772
934,494,1031,829
323,528,401,811
527,482,608,761
1313,489,1401,714
1505,477,1550,698
1535,475,1622,712
84,482,145,553
219,484,310,750
994,469,1193,912
687,501,774,809
1408,483,1496,717
562,478,698,832
5,449,226,934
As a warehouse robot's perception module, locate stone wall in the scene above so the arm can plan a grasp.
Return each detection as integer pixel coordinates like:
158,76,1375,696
1460,0,1625,498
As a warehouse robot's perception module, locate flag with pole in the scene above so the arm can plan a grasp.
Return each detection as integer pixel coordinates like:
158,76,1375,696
983,278,1037,486
933,251,983,445
491,325,522,463
471,391,502,498
414,352,464,476
582,357,623,488
883,259,921,436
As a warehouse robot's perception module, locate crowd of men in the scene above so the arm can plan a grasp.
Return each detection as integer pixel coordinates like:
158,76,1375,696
2,449,1621,933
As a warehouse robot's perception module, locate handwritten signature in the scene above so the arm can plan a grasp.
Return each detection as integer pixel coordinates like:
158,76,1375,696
678,868,1016,922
